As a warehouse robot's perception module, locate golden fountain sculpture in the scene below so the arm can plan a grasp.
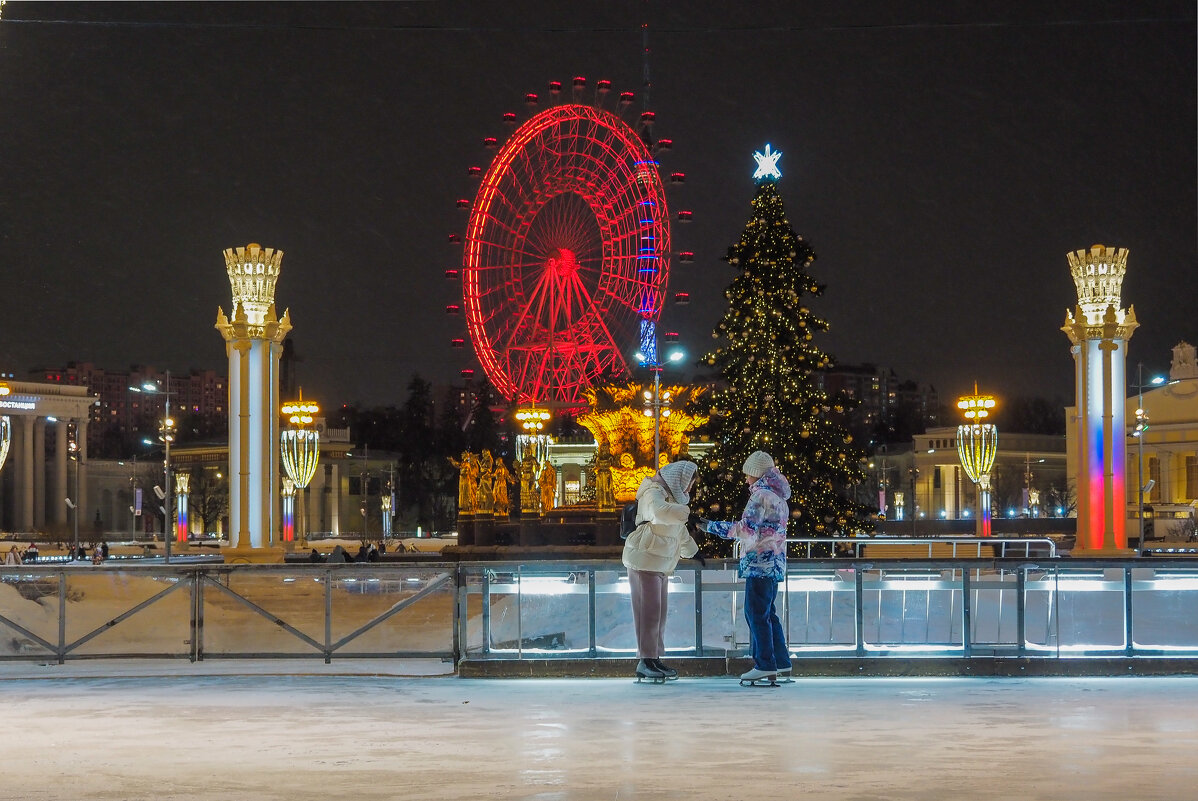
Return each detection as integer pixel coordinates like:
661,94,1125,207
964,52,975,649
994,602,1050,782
578,383,708,502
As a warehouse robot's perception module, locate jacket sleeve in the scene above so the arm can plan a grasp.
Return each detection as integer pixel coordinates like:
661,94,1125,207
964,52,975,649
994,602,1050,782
705,519,736,540
679,534,699,559
641,486,691,525
705,491,766,540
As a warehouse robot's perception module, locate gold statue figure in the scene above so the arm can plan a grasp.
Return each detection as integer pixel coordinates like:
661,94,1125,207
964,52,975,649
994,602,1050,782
520,443,539,514
448,451,479,514
476,450,495,514
594,442,616,511
492,458,516,517
538,459,558,516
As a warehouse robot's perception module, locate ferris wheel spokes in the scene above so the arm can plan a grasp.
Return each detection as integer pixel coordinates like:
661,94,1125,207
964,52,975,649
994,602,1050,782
459,90,672,406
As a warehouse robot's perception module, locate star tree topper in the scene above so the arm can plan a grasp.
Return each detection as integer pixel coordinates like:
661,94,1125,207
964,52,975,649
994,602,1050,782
752,144,782,181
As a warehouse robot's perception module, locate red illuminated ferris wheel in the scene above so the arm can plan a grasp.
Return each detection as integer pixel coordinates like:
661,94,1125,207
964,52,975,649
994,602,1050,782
452,79,682,406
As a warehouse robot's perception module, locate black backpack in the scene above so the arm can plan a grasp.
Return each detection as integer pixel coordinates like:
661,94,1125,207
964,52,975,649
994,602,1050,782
619,501,641,540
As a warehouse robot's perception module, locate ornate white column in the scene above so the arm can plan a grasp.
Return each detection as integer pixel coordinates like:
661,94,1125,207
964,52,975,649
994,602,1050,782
17,416,33,531
216,244,291,561
1062,245,1137,553
32,418,46,529
330,462,340,536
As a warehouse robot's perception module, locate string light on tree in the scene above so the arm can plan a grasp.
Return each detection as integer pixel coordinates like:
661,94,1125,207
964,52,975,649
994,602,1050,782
696,146,870,556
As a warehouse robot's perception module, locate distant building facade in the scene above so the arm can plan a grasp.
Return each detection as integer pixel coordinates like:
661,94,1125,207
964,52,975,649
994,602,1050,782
29,363,227,456
1116,342,1198,541
872,428,1068,524
816,363,940,447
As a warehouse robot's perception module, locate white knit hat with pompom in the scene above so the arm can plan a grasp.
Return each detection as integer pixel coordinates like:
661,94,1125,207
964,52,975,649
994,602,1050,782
742,451,775,479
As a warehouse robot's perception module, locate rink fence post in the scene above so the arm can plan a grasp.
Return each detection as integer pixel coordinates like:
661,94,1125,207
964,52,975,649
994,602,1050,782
324,568,333,664
588,568,597,658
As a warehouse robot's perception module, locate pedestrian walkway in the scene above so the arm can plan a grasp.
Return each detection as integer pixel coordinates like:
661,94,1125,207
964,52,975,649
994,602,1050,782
2,661,1194,800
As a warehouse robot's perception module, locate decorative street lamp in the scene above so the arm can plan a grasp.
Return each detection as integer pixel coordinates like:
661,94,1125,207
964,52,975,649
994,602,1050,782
515,406,553,465
280,392,320,545
380,493,393,540
174,472,191,544
280,478,296,544
956,388,998,537
1132,364,1166,547
131,371,176,562
635,320,685,468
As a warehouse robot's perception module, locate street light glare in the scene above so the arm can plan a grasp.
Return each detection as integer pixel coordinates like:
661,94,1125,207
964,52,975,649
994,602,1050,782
143,381,158,392
1151,376,1166,385
668,350,685,362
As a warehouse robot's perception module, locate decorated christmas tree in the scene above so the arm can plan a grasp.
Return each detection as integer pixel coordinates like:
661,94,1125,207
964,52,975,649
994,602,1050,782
696,146,871,555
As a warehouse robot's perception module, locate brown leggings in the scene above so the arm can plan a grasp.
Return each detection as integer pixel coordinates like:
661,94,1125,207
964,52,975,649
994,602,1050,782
628,568,669,659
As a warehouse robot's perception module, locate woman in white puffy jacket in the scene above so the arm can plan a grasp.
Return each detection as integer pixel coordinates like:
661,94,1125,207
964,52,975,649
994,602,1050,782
622,460,700,681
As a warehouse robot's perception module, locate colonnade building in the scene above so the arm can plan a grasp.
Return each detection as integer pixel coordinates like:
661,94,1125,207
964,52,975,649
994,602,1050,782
0,381,98,533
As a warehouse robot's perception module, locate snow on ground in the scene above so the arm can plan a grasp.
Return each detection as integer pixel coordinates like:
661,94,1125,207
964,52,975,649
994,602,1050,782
0,663,1195,801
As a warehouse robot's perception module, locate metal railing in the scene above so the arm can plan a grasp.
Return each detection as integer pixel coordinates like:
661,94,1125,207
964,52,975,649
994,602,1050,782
0,563,456,664
456,557,1198,661
779,536,1057,559
5,557,1198,665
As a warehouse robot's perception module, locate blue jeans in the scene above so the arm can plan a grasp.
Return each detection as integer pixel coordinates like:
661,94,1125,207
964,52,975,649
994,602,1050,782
744,576,791,672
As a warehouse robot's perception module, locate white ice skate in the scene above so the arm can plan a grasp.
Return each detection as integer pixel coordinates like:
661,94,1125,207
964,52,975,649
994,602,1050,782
739,667,778,687
775,667,795,684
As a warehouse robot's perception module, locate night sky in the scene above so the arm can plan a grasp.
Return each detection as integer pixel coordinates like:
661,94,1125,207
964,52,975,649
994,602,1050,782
0,2,1193,409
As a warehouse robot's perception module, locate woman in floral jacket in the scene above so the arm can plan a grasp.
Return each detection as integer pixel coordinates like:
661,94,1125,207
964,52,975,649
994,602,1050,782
701,450,792,682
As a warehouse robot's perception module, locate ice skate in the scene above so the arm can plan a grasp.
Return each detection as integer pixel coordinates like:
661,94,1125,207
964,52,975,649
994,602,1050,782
650,659,678,680
635,659,666,684
775,667,795,684
739,667,778,687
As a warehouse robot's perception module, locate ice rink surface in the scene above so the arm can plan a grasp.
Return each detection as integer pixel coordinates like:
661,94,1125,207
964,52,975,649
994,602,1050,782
1,660,1195,801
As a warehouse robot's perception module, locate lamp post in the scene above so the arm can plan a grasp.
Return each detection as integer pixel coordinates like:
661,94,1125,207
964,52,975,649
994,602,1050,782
908,467,918,536
68,436,80,560
280,392,320,545
956,387,998,537
635,320,684,468
515,406,552,462
131,371,175,563
1132,363,1166,546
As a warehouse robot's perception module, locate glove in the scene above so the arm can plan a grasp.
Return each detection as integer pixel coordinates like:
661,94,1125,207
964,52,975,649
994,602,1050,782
692,551,707,568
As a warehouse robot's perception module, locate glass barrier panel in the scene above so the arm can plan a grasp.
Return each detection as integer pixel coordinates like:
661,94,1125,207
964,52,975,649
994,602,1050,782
459,569,488,657
699,567,739,654
327,567,454,655
970,569,1020,649
0,568,62,658
66,569,190,657
202,569,325,656
1025,568,1126,653
861,568,964,651
782,569,857,651
594,569,634,656
1130,567,1198,651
